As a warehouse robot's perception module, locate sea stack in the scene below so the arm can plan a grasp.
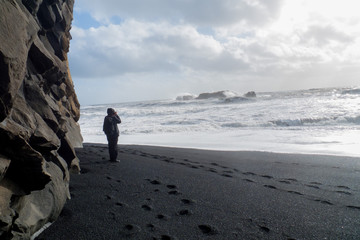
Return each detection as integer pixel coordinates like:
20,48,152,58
0,0,82,239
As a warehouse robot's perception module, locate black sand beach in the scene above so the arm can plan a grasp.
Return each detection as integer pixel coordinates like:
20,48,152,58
38,144,360,240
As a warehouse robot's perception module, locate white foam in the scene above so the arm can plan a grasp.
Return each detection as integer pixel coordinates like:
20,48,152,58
79,87,360,157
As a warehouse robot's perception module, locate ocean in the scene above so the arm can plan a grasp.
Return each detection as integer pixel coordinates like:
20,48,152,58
79,87,360,157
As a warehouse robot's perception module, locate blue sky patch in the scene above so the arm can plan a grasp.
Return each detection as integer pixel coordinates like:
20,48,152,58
73,10,101,29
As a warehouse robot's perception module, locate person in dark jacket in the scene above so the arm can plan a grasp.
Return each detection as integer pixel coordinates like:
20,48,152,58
103,108,121,162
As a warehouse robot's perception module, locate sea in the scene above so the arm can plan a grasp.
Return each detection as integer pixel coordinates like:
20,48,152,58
79,87,360,157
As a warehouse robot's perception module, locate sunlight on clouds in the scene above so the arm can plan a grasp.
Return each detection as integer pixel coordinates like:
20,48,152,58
69,20,228,79
70,0,360,104
305,0,360,18
272,0,360,34
269,1,308,34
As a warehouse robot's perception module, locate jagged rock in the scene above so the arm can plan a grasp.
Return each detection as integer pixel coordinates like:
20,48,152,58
196,90,237,100
0,0,82,239
176,93,196,101
244,91,256,98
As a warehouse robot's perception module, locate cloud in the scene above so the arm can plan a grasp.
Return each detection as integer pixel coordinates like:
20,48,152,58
302,25,353,46
70,0,360,104
75,0,284,27
69,21,250,79
69,17,360,81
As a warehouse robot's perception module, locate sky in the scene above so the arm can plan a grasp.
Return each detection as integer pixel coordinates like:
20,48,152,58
69,0,360,105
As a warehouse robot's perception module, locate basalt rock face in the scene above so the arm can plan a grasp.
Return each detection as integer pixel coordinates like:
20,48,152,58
0,0,82,239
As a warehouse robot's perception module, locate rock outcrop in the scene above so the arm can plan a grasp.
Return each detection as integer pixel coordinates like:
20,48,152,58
0,0,82,239
244,91,256,98
196,90,237,100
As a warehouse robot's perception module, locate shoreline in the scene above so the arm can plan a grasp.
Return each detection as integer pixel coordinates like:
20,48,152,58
39,143,360,239
83,141,360,158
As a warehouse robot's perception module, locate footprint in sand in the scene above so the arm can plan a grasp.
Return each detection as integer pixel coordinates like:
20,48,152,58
122,224,141,236
314,199,333,205
142,204,153,211
306,184,320,189
168,190,181,195
279,180,291,184
336,191,352,195
198,225,218,235
243,172,256,176
264,185,277,190
287,190,303,196
181,199,195,205
115,202,128,207
156,214,169,220
258,225,270,233
163,159,173,163
167,185,177,189
221,174,233,178
158,235,176,240
309,182,321,185
149,180,161,185
243,179,255,183
285,178,298,182
347,205,360,210
177,209,192,216
261,175,273,179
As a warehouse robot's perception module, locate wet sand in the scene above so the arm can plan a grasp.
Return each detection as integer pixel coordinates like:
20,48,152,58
38,143,360,239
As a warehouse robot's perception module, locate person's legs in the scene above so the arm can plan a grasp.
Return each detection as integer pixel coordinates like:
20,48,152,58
112,136,119,160
107,135,118,161
107,135,113,160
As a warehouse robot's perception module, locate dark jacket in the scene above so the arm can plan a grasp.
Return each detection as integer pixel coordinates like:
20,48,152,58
103,114,121,136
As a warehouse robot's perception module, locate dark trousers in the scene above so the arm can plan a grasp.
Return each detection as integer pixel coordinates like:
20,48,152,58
107,135,118,161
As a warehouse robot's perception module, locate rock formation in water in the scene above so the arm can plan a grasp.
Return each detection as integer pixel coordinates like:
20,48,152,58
0,0,82,239
196,90,237,100
176,93,196,101
244,91,256,98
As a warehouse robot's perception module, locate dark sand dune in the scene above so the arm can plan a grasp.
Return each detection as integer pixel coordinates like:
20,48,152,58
38,144,360,240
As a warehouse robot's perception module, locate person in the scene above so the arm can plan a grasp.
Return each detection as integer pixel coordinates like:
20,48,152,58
103,108,121,162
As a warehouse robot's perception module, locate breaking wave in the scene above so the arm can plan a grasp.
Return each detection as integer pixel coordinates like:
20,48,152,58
79,87,360,157
342,88,360,95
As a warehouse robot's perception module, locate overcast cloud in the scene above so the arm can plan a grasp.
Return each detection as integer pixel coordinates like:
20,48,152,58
70,0,360,105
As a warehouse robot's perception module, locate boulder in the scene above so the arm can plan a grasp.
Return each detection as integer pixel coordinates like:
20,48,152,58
0,0,82,239
244,91,256,98
196,90,237,100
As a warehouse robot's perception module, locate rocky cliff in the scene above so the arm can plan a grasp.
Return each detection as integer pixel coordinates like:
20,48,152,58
0,0,82,239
